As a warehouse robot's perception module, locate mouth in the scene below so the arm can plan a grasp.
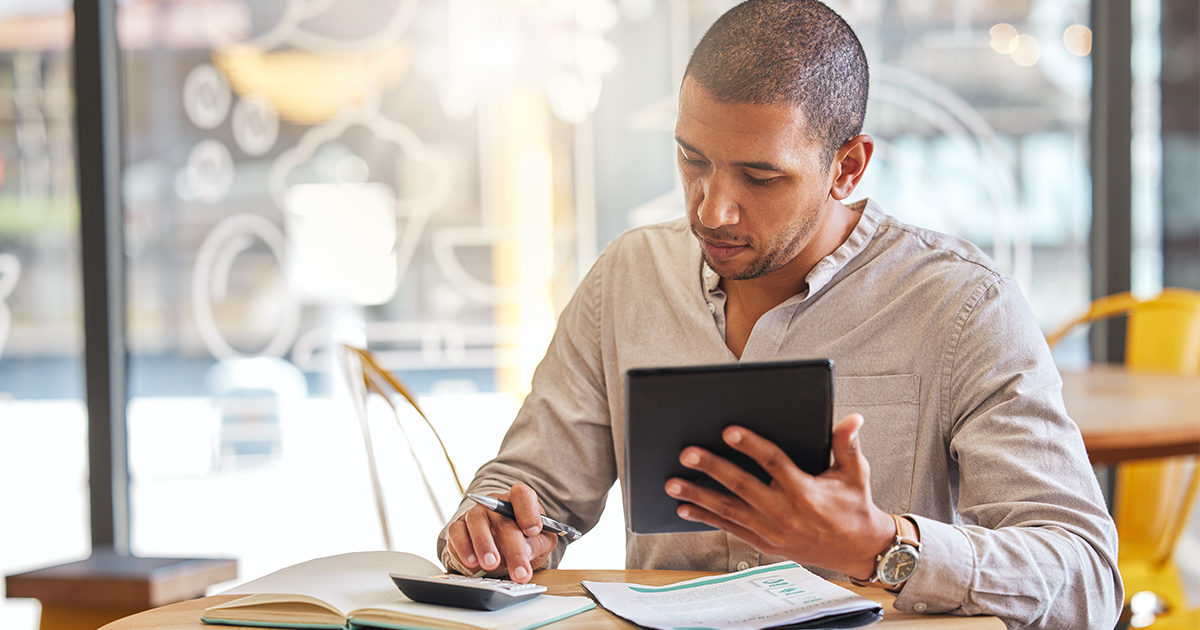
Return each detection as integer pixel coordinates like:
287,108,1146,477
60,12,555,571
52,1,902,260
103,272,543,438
698,236,748,261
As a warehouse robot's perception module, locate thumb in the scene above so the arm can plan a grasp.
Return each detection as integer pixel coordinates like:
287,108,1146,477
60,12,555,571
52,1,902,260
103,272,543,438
831,414,867,473
530,530,558,569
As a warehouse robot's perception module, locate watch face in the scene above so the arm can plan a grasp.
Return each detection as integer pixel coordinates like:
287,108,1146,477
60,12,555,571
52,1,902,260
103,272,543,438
880,546,918,585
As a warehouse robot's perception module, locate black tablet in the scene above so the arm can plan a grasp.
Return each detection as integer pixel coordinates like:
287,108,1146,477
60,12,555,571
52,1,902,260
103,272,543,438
624,359,833,534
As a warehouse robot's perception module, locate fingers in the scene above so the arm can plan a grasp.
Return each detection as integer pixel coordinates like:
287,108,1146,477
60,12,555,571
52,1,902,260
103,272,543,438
528,530,558,568
830,414,868,479
665,473,784,556
445,485,561,584
494,511,536,581
663,416,887,575
509,484,560,573
666,442,779,534
672,485,766,546
665,473,751,527
465,504,507,571
719,418,870,487
446,519,479,570
721,426,808,487
678,443,771,506
502,484,552,581
674,427,806,514
508,483,546,537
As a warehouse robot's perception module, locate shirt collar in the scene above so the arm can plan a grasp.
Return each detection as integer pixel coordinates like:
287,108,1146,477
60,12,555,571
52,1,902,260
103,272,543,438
704,260,722,293
698,198,883,301
802,198,881,299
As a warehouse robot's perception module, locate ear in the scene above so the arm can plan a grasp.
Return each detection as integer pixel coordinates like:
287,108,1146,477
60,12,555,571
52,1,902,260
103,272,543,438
829,135,874,201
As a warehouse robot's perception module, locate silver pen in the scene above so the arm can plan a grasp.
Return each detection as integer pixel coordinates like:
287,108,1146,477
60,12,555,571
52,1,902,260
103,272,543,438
467,493,583,541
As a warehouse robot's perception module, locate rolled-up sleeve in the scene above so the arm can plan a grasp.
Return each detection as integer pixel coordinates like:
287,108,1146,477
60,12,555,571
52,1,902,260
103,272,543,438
894,277,1123,629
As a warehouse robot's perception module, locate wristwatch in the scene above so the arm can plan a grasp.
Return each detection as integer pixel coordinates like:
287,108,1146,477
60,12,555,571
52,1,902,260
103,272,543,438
850,514,921,591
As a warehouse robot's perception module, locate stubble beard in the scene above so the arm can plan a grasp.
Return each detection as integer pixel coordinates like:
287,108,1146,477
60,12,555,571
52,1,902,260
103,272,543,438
694,209,821,281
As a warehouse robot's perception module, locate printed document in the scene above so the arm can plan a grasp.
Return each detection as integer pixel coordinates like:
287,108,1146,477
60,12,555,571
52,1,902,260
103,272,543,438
582,561,883,630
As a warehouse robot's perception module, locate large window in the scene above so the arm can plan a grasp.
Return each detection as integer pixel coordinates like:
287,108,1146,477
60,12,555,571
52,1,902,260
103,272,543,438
114,0,618,580
119,0,1096,578
0,4,87,629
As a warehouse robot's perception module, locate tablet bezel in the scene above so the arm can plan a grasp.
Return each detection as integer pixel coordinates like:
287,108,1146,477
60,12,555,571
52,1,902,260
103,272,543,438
624,359,833,534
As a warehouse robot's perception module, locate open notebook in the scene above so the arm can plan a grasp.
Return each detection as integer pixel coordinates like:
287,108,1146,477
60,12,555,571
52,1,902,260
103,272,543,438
201,551,595,630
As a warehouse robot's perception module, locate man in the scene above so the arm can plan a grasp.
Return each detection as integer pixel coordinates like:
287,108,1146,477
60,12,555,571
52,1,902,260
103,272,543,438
437,1,1122,628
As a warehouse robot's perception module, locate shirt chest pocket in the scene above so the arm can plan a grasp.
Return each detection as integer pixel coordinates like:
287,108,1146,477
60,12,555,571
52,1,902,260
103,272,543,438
833,374,921,515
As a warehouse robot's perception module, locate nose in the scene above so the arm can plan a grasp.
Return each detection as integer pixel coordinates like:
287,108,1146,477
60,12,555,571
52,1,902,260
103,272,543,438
695,174,739,230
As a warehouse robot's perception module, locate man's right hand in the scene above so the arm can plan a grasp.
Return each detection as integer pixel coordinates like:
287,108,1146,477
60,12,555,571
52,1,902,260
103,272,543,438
445,483,559,583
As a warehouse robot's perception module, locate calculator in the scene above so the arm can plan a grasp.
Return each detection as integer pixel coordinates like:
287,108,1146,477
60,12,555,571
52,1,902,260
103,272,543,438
389,573,548,611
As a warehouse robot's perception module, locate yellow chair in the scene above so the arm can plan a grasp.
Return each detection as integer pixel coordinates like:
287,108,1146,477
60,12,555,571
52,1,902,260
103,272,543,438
1047,288,1200,629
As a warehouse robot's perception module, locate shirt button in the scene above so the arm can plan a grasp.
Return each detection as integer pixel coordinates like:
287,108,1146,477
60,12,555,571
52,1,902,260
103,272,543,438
914,603,927,612
736,561,750,571
708,302,716,313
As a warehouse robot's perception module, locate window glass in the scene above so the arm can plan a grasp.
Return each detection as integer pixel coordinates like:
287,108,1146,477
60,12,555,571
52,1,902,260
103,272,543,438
1132,0,1163,297
117,0,1101,585
118,0,622,583
1159,0,1199,291
0,4,88,629
851,0,1094,359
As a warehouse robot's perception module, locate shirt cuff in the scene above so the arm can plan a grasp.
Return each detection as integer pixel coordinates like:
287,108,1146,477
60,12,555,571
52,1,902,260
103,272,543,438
892,514,974,614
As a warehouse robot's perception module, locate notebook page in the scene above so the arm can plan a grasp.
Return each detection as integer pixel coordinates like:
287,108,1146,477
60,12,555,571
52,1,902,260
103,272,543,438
221,551,443,614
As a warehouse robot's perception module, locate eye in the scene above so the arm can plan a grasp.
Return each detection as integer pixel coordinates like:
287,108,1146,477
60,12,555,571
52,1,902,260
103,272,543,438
678,146,706,165
743,173,776,187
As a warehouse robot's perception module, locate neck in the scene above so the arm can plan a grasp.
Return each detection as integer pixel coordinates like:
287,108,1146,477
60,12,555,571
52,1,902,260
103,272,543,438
719,201,860,359
722,200,860,307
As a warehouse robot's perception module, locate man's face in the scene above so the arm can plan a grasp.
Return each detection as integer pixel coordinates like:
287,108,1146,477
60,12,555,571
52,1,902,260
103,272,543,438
675,79,837,281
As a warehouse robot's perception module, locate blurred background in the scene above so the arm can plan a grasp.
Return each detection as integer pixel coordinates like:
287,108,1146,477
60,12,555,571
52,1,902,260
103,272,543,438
0,0,1196,628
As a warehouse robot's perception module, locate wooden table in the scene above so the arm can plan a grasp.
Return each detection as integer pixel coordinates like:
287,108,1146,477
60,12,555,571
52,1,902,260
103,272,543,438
99,569,1003,629
1060,365,1200,464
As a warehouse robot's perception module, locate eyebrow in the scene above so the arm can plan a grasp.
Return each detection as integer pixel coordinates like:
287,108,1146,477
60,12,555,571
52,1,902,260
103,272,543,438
675,136,785,173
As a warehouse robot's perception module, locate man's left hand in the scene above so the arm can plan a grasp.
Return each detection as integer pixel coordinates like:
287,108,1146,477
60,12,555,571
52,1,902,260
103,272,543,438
664,413,896,580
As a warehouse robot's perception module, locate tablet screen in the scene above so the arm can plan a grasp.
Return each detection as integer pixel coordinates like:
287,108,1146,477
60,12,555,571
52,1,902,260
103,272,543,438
624,359,833,534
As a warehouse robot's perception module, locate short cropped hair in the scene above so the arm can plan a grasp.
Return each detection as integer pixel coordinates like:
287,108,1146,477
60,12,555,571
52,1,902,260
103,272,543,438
683,0,869,166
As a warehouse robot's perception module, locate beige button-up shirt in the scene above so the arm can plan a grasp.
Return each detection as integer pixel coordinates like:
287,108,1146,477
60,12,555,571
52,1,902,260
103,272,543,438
439,200,1122,629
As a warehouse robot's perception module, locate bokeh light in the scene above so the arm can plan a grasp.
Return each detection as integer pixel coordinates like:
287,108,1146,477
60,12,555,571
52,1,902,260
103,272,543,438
989,23,1019,54
1063,24,1092,56
1010,34,1041,66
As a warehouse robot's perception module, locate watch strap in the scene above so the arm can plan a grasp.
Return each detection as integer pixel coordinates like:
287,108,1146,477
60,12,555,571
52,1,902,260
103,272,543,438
895,514,921,549
850,514,921,590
